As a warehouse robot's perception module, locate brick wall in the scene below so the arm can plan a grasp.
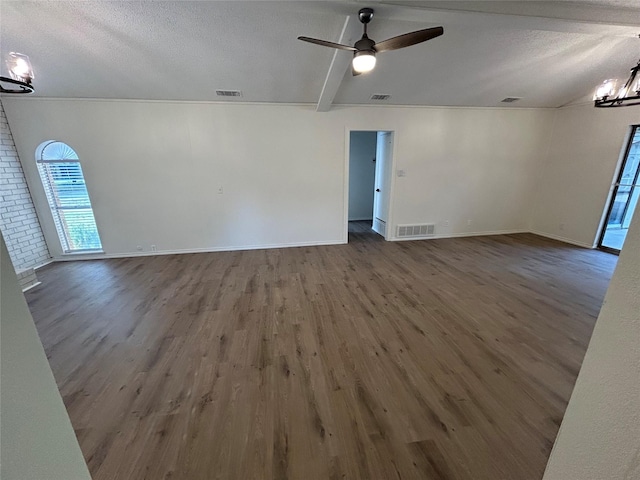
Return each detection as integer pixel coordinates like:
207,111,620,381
0,99,51,289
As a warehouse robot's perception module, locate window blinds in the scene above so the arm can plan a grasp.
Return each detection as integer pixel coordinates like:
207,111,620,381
37,161,102,252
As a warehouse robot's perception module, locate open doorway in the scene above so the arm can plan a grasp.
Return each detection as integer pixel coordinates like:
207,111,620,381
347,130,394,241
598,125,640,254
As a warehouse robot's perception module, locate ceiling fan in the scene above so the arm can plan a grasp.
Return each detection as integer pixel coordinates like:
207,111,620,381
298,8,443,75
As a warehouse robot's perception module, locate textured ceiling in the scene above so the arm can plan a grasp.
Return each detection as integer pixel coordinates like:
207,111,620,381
1,0,639,108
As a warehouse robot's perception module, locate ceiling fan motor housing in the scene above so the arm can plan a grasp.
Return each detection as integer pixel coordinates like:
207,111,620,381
355,36,376,53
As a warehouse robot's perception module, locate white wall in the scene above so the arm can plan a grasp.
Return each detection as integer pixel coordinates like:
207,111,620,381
0,100,50,288
542,192,640,480
531,104,640,247
387,107,552,236
0,233,91,480
348,131,377,221
3,99,554,258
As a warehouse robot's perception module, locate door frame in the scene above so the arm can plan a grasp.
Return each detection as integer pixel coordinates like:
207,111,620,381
597,124,640,254
344,128,398,242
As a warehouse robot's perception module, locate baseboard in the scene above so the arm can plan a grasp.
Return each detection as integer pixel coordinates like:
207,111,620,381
14,258,52,275
390,229,595,249
529,230,595,249
390,229,528,242
16,259,53,291
34,259,54,270
53,239,345,262
46,230,594,264
22,281,42,292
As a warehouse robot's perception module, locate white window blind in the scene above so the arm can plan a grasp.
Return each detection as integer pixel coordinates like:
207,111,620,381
37,142,102,253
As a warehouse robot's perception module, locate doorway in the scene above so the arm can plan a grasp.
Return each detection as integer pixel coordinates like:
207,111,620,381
347,130,394,241
598,125,640,253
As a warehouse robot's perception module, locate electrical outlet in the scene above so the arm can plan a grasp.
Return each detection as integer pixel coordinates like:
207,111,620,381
559,222,565,231
136,245,143,251
444,220,450,227
151,245,157,252
467,219,472,226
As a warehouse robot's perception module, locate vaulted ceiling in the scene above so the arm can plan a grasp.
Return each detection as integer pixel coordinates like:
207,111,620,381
1,1,639,108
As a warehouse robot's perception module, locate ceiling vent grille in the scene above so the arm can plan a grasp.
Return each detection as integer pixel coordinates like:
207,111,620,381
216,90,242,97
397,224,435,238
501,97,521,103
370,94,391,101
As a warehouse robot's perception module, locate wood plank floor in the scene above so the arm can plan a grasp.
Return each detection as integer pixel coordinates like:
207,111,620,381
25,226,617,480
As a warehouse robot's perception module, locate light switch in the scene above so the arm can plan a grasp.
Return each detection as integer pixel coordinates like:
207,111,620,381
396,169,406,177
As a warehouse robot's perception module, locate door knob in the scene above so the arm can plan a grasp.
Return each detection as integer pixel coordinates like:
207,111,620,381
376,188,380,192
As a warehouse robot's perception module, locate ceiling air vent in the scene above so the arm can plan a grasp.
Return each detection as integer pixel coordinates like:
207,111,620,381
370,94,391,101
216,90,242,97
501,97,521,103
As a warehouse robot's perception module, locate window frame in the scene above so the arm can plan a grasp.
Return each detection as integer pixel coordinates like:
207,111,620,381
36,142,103,254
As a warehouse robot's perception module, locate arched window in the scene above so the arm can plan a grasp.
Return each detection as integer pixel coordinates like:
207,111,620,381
36,141,102,253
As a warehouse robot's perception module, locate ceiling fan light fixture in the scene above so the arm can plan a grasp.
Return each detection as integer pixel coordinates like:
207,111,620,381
298,8,443,77
353,51,376,74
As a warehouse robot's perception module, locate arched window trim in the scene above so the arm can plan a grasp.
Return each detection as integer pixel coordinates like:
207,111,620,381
35,141,103,253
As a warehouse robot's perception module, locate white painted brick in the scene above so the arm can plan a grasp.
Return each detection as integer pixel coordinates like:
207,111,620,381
0,100,51,273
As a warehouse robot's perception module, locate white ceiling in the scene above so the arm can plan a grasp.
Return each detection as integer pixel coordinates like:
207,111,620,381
1,1,639,108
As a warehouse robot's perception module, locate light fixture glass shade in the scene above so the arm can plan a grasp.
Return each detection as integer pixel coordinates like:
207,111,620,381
616,82,630,99
353,52,376,73
593,78,619,100
6,52,34,83
631,76,640,94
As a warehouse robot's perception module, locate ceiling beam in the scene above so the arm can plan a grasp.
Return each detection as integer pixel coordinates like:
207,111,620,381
316,15,362,113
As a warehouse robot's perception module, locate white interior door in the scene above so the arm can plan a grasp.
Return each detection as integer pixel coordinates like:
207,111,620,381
372,131,393,237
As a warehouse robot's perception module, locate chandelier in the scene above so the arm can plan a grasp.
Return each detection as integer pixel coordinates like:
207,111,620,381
594,37,640,108
0,52,35,94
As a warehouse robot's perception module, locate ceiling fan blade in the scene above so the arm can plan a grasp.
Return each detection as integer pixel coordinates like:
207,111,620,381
373,26,443,53
297,36,357,51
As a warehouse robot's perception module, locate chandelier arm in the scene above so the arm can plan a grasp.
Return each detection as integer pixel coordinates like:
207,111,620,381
0,76,35,94
621,63,639,90
594,95,640,108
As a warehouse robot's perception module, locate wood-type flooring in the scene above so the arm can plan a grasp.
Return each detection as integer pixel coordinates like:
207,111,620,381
25,224,617,479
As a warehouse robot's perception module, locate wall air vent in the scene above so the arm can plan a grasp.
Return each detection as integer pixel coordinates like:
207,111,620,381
501,97,521,103
370,94,391,101
397,224,435,238
216,90,242,97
